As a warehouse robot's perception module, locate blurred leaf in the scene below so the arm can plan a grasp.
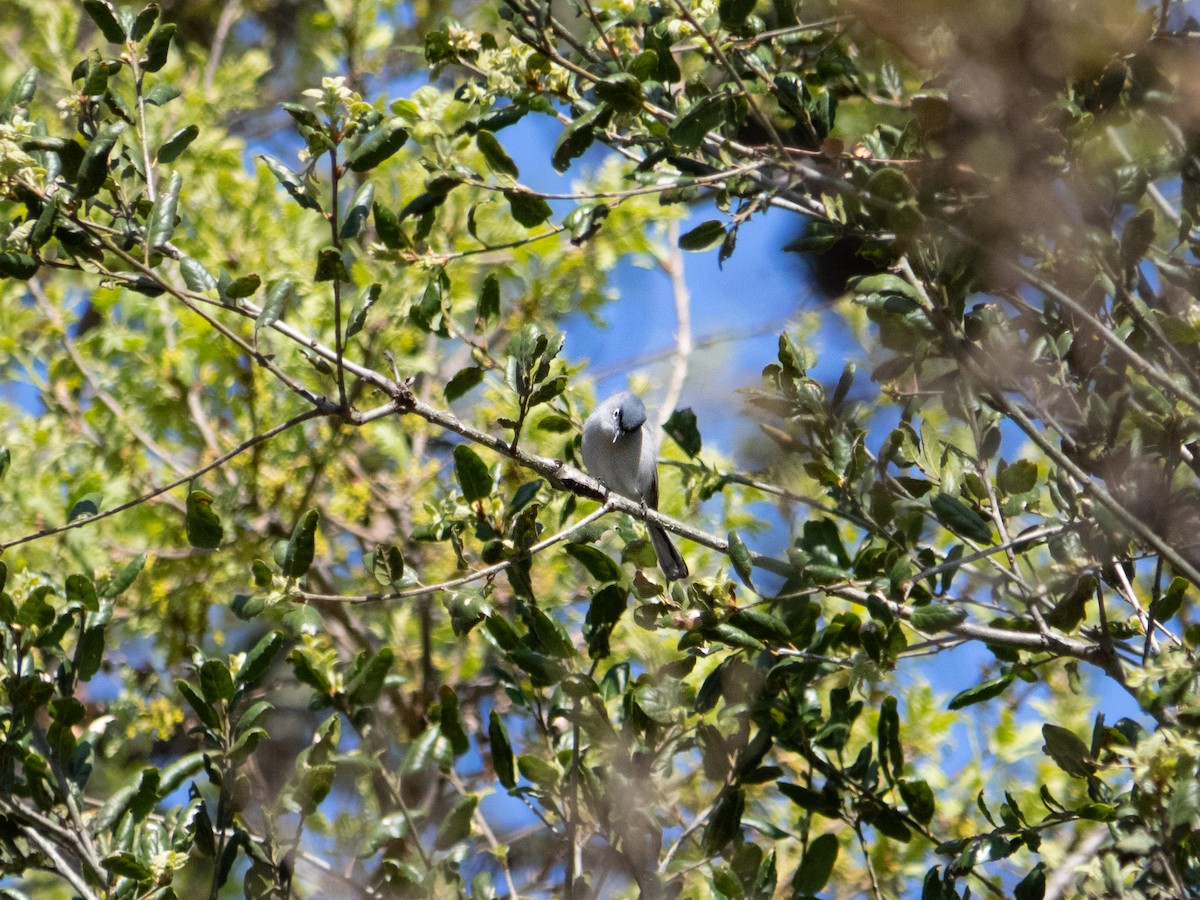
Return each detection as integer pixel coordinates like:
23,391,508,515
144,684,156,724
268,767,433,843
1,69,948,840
1042,724,1094,777
679,219,726,251
83,0,126,42
445,366,485,403
489,710,515,789
454,445,491,503
948,673,1014,710
565,543,622,582
434,795,478,850
346,119,408,172
595,73,644,114
792,833,839,895
371,543,405,587
345,282,380,340
908,603,967,633
255,278,292,339
664,407,701,457
185,489,223,549
259,154,322,212
931,493,992,543
68,491,102,522
505,190,553,228
146,171,182,247
704,787,745,853
77,122,126,198
728,531,754,588
899,778,935,824
238,631,283,689
158,124,198,163
340,181,374,240
143,22,175,71
283,509,320,579
476,129,518,178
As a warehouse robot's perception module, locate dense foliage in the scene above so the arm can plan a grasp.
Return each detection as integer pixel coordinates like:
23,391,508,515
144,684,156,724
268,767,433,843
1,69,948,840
3,0,1200,897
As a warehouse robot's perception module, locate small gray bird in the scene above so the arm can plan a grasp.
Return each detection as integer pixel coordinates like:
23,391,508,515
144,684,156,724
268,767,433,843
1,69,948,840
581,391,688,581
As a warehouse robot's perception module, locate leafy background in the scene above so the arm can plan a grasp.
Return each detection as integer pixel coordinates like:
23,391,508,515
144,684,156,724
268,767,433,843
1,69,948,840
2,0,1200,897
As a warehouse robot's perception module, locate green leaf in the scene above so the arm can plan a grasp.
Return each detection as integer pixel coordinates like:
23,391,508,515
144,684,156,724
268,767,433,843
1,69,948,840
931,492,992,543
345,119,408,172
505,190,553,228
16,587,55,629
565,543,622,583
671,94,729,151
100,552,146,599
238,631,283,689
1014,863,1046,900
584,583,628,659
373,201,406,249
255,278,292,338
453,445,491,503
435,685,470,756
84,0,126,42
279,101,321,130
73,622,102,682
345,282,380,340
552,104,608,173
347,648,394,706
878,695,903,779
371,543,405,587
703,787,745,853
145,170,180,248
728,531,754,588
132,3,160,40
478,272,501,325
899,778,935,824
143,22,175,71
68,491,102,521
489,710,516,788
283,509,320,579
1121,207,1155,269
258,154,322,212
144,83,180,106
6,66,38,111
313,246,347,282
185,489,223,549
65,574,99,613
1041,723,1095,777
516,754,559,789
0,252,39,280
102,853,152,882
476,129,518,178
908,603,967,633
792,833,839,894
0,560,6,593
340,181,375,240
678,219,727,251
200,658,234,706
663,407,701,457
178,679,220,730
595,72,644,114
433,795,478,850
948,673,1014,710
180,255,217,292
77,122,127,199
727,608,789,642
223,272,261,300
997,459,1038,495
445,366,485,403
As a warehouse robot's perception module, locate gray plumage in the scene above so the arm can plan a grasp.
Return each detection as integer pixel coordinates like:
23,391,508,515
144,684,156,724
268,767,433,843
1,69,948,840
581,391,688,581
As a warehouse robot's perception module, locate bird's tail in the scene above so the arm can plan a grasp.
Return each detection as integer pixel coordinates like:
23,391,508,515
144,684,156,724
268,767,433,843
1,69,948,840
649,524,688,581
